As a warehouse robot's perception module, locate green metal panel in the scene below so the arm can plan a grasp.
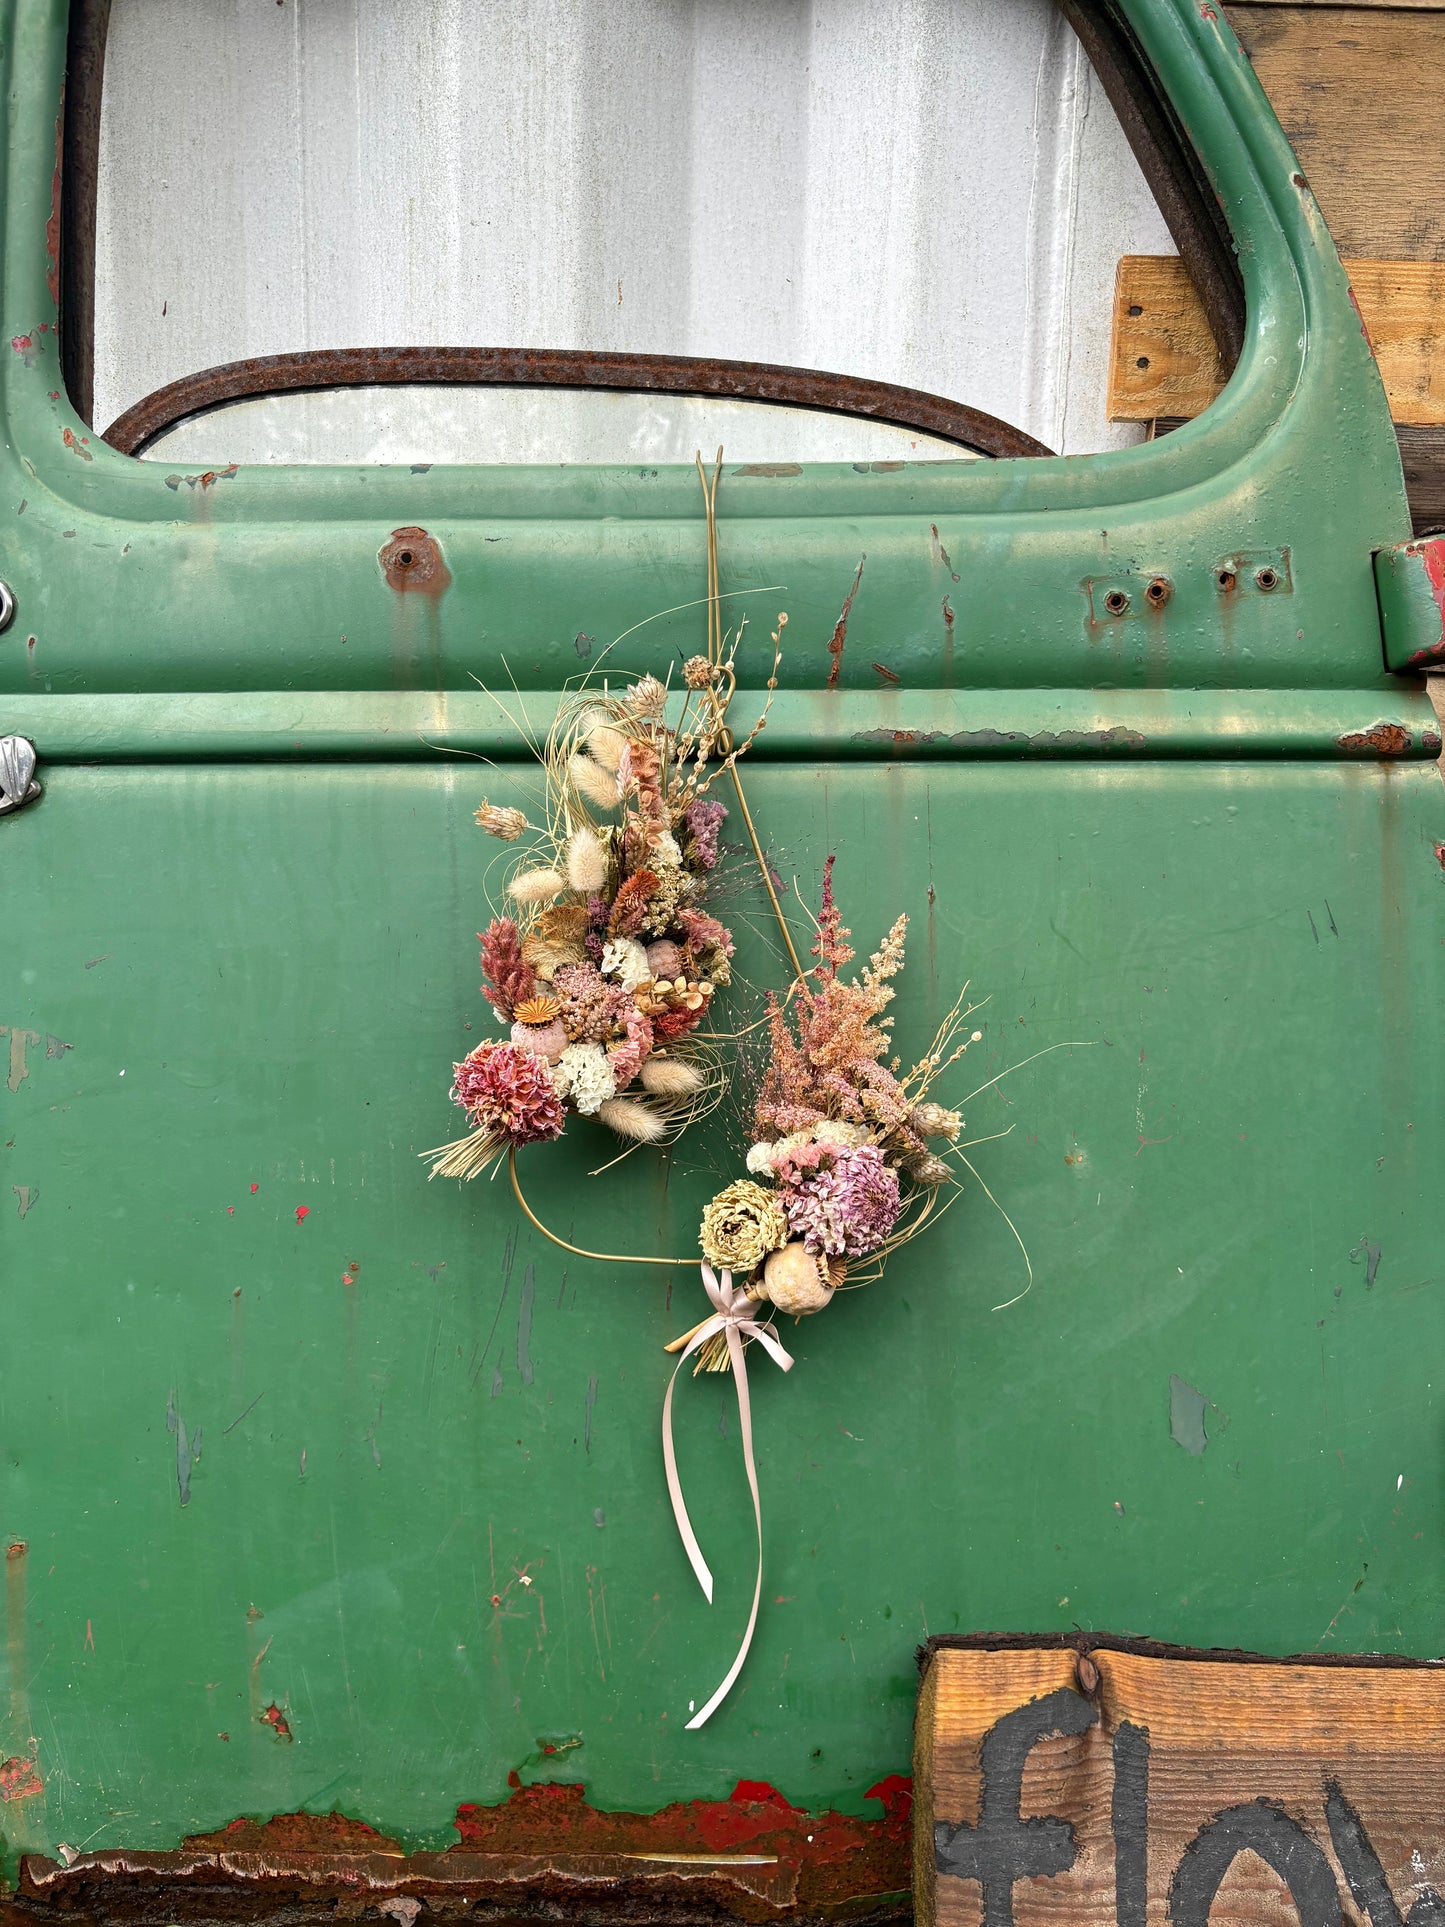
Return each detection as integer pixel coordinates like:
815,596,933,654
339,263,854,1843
1,0,1443,1906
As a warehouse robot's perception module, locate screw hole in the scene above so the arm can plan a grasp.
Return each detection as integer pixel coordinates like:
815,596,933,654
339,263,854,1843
1135,356,1150,370
1217,569,1236,592
1103,589,1130,616
1146,577,1170,606
1255,566,1278,591
1127,304,1143,318
397,549,415,568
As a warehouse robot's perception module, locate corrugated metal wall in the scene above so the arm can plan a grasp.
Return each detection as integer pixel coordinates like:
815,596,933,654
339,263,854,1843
94,0,1172,464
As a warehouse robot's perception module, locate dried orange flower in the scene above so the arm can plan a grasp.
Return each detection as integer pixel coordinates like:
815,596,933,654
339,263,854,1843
513,995,562,1026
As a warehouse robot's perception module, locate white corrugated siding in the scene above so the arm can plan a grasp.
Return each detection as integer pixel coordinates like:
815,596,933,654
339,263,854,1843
94,0,1172,463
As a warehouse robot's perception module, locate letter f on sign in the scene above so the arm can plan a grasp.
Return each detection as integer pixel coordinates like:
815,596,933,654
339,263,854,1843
934,1687,1100,1927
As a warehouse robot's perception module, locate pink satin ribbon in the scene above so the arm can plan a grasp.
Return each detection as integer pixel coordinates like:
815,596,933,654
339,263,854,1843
662,1263,794,1729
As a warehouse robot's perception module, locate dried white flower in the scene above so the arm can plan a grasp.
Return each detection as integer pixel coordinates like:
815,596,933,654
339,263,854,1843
508,867,565,905
552,1042,617,1117
566,826,607,894
601,936,651,988
623,674,667,717
648,830,682,869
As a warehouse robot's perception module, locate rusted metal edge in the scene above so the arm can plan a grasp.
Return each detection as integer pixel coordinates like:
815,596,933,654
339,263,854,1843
59,0,110,428
100,346,1054,461
1058,0,1245,370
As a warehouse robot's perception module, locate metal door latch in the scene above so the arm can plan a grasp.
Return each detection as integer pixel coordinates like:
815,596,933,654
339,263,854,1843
0,736,40,815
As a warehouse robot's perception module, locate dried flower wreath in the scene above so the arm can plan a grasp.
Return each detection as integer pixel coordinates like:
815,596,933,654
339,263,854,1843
428,453,1042,1727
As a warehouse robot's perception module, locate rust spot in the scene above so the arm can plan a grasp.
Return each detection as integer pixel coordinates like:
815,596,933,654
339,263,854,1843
45,101,62,309
0,1752,42,1802
826,556,866,689
163,465,238,492
381,526,451,596
1347,285,1374,349
259,1703,294,1742
734,463,802,477
187,1813,397,1854
929,525,960,582
872,662,900,685
942,596,954,634
1337,723,1413,757
6,1540,26,1561
61,426,93,463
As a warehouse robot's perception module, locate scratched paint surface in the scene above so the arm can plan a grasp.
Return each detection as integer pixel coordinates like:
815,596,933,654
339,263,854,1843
3,759,1442,1869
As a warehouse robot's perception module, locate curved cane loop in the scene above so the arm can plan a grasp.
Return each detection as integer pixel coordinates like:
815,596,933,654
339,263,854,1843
662,1264,793,1727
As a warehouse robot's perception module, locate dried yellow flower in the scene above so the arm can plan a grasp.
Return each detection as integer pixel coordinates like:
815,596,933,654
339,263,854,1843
699,1180,789,1273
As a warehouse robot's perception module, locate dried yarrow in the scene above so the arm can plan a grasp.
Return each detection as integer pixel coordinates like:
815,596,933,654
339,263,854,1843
553,962,632,1044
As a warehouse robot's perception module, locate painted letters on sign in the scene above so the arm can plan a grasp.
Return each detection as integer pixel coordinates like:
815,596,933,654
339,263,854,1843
914,1643,1445,1927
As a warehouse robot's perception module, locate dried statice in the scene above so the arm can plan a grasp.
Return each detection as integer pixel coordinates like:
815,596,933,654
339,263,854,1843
479,918,534,1021
683,798,727,871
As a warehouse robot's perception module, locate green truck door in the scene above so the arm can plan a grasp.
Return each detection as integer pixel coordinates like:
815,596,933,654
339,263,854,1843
4,1,1444,1917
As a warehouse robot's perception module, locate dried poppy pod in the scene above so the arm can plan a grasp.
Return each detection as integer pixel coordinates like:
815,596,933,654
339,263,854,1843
510,995,568,1064
755,1242,844,1316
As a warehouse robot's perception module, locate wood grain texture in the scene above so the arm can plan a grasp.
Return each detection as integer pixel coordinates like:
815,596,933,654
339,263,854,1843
916,1644,1445,1927
1225,6,1445,259
1110,256,1445,423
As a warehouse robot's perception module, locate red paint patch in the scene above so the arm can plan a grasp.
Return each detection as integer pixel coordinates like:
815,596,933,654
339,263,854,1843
294,1205,309,1222
1434,843,1445,873
250,1183,259,1193
452,1774,912,1907
259,1703,293,1742
45,103,62,308
0,1754,42,1802
11,335,31,354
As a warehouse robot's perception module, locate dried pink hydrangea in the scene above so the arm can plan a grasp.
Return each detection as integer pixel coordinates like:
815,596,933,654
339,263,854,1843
683,798,727,871
780,1143,901,1258
451,1042,566,1145
553,962,632,1044
606,1004,654,1089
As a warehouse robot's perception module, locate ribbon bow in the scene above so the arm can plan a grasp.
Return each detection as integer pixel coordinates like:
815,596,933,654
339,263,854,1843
662,1263,794,1729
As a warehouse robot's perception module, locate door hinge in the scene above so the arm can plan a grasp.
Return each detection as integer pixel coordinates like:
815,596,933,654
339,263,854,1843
0,736,41,815
1374,534,1445,672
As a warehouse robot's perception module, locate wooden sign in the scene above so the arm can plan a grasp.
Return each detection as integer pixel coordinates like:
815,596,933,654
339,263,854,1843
915,1640,1445,1927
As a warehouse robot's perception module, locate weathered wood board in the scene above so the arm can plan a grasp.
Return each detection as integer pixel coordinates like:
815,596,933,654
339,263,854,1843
1225,5,1445,262
1109,256,1445,424
915,1642,1445,1927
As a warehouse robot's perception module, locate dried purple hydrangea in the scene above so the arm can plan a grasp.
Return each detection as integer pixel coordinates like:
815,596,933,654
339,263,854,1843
779,1142,901,1258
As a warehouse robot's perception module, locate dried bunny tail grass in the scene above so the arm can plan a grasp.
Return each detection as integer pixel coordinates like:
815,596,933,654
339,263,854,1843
597,1097,667,1143
424,1131,506,1181
566,826,608,894
586,724,628,771
508,867,566,906
569,753,620,812
639,1056,705,1095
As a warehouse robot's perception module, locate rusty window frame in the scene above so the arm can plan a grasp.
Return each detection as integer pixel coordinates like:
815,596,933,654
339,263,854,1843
59,0,1242,465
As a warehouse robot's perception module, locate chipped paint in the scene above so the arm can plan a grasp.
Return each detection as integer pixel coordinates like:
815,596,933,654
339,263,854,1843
850,725,1148,754
1336,723,1413,757
0,1753,42,1802
163,465,238,492
826,557,866,688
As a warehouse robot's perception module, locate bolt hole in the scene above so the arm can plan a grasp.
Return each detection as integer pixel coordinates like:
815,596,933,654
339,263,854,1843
397,549,415,568
1217,569,1236,592
1255,566,1279,590
1128,304,1143,317
1146,577,1170,606
1103,589,1130,616
1135,356,1150,369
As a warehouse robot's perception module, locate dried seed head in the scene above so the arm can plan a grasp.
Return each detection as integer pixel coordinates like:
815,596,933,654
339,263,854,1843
683,655,717,689
474,800,528,840
566,826,607,895
508,867,566,905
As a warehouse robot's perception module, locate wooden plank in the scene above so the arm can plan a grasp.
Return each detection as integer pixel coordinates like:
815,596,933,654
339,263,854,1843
1224,6,1445,260
915,1641,1445,1927
1109,255,1445,424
